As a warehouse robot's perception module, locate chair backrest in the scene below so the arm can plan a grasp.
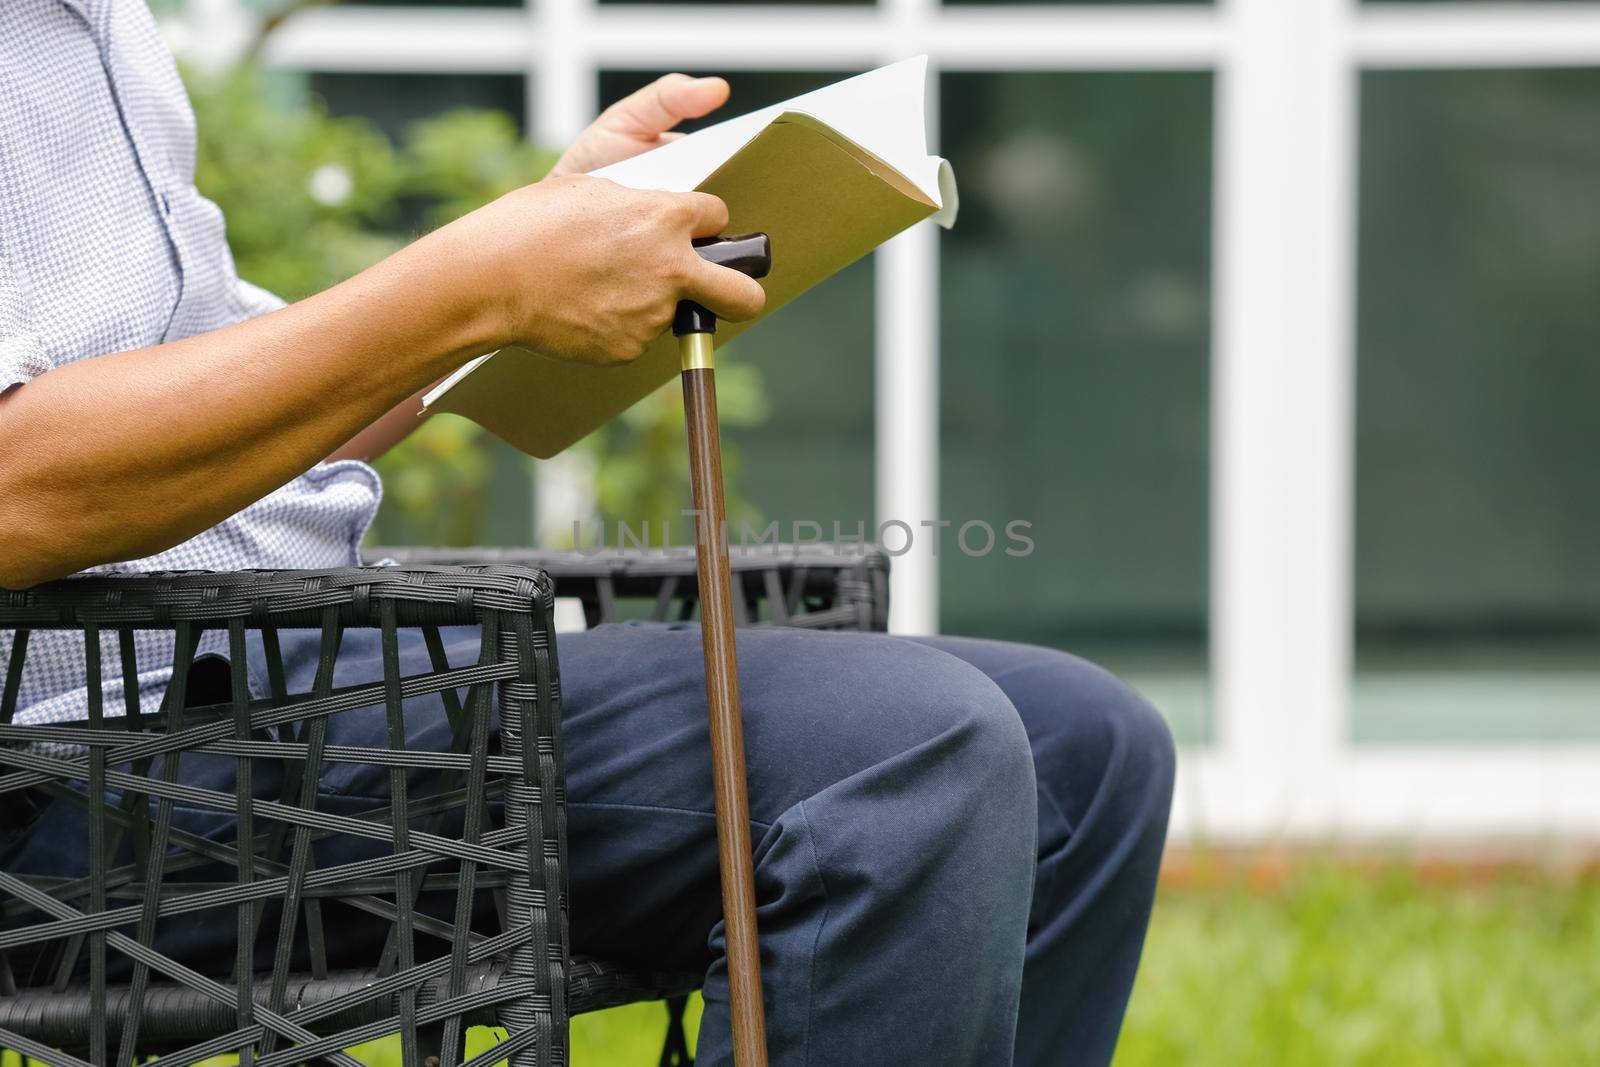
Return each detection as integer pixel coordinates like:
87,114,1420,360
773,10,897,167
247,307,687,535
370,544,892,633
0,565,567,1067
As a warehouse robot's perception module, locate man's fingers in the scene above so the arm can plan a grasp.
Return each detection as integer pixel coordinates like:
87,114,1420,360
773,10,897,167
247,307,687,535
662,190,760,319
605,74,729,137
675,192,730,238
658,74,729,122
683,257,767,324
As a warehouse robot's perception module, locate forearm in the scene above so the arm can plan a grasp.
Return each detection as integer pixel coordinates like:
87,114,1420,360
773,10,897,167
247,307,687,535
0,232,499,587
326,380,438,464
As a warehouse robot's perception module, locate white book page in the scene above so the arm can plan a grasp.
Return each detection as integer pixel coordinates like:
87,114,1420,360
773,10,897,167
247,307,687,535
594,56,955,225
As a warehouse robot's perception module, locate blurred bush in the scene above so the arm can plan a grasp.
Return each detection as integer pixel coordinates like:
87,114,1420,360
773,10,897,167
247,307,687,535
186,61,769,549
587,361,771,545
189,64,405,302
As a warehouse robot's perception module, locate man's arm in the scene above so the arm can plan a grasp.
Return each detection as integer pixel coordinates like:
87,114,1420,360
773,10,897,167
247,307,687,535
0,176,763,588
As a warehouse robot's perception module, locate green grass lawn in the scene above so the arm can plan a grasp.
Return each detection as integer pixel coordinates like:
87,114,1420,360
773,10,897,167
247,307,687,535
562,861,1600,1066
1114,861,1600,1067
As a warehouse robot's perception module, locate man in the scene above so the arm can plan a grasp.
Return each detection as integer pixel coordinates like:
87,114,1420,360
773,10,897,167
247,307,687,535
0,3,1175,1064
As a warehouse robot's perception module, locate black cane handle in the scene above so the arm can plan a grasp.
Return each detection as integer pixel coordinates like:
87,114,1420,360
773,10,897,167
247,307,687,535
674,233,772,337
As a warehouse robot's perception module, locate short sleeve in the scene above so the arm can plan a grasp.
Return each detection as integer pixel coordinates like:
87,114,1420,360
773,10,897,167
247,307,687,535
0,253,50,393
232,276,287,322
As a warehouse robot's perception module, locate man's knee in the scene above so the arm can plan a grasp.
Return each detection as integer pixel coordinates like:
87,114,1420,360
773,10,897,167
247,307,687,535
762,637,1039,928
1086,661,1175,797
729,630,1033,817
802,633,1035,815
1022,650,1176,837
903,643,1039,844
849,639,1039,882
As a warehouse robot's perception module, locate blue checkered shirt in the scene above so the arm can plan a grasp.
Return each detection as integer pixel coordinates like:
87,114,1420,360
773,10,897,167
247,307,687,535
0,0,382,725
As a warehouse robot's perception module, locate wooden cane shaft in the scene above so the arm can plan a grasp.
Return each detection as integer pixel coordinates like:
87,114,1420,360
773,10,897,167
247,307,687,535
680,359,770,1067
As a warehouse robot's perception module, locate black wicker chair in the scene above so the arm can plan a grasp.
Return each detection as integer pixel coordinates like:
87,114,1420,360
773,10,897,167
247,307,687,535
0,545,888,1067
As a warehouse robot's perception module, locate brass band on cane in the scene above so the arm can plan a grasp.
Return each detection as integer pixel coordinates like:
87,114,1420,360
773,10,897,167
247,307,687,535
680,332,715,373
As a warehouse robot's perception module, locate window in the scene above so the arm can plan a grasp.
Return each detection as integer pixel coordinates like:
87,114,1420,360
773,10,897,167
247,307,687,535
310,73,527,143
939,71,1213,742
1354,68,1600,742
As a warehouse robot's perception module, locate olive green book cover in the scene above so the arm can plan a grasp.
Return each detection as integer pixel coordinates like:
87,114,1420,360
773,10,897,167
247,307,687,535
422,56,957,458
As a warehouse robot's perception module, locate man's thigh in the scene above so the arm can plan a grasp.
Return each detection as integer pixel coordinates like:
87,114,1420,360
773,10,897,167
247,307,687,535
552,620,1023,967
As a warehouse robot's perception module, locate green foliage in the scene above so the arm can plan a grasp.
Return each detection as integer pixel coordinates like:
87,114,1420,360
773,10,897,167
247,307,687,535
188,65,403,303
402,109,552,230
576,361,770,546
368,417,494,549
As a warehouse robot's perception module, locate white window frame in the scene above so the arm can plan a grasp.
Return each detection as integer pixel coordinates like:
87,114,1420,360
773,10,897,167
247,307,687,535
259,1,1600,844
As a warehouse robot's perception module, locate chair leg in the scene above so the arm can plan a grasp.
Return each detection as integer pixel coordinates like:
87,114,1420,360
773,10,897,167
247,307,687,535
658,996,694,1067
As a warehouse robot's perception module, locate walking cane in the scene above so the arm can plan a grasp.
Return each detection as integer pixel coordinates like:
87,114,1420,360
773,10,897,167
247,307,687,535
675,233,773,1067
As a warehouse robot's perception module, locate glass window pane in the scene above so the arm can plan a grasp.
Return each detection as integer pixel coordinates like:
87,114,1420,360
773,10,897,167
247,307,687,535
595,71,875,542
310,72,527,142
948,0,1208,6
1364,1,1589,4
603,0,867,7
940,71,1213,743
1355,69,1600,742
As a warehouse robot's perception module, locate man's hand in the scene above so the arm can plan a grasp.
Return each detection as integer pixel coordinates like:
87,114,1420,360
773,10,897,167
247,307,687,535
431,176,766,366
333,74,735,462
549,74,730,178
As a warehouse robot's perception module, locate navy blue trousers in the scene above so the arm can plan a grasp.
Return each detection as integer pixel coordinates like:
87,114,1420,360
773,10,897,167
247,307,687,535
4,623,1174,1066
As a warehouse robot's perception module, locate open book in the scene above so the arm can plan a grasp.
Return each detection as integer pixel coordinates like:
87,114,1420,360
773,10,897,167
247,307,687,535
422,56,957,458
